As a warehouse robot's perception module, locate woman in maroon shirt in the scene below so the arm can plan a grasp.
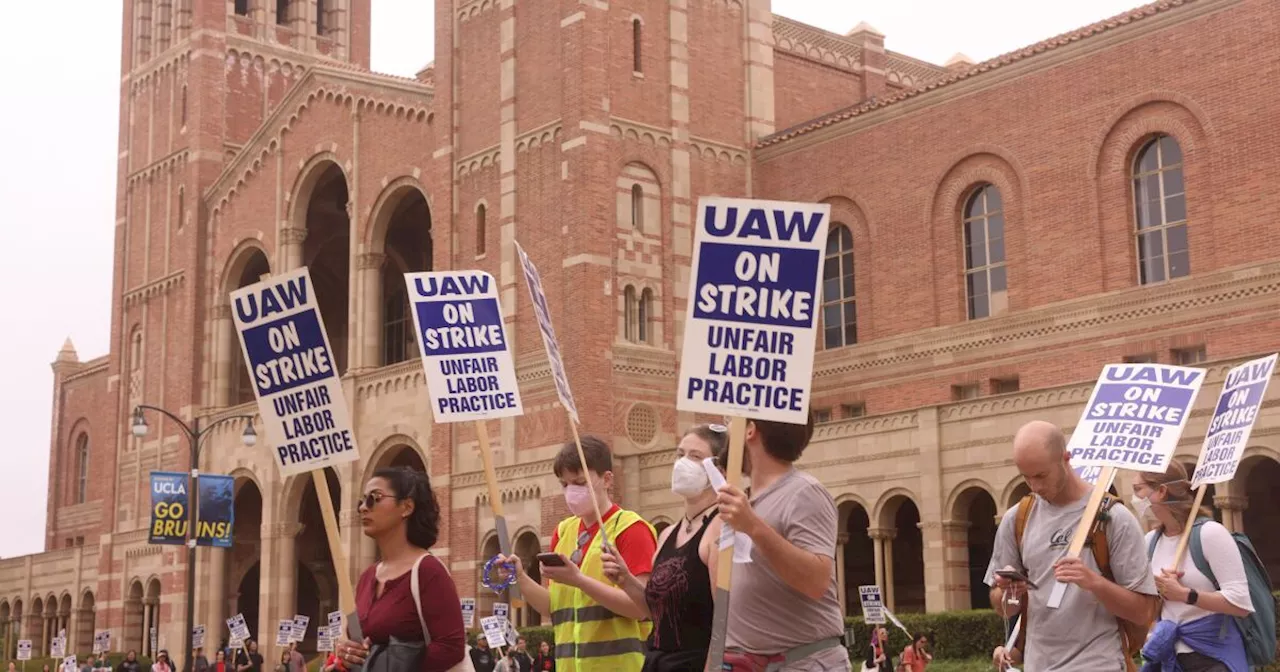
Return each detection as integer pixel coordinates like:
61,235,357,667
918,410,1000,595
334,467,467,671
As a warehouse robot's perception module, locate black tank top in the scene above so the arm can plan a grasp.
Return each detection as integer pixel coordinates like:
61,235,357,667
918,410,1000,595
643,510,717,653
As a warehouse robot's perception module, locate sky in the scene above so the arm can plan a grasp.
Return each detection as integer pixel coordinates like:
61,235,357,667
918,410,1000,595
0,0,1145,559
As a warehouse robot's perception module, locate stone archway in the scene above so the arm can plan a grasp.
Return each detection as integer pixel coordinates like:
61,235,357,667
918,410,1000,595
874,493,925,613
512,531,542,627
477,534,502,620
298,161,352,374
1240,456,1280,579
947,484,998,610
225,477,263,642
838,500,874,617
294,468,342,648
366,182,432,368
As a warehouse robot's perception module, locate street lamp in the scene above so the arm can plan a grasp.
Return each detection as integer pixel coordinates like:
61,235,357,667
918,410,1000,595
131,404,257,672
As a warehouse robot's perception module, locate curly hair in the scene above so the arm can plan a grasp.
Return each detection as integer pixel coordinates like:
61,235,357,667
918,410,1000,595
374,467,441,550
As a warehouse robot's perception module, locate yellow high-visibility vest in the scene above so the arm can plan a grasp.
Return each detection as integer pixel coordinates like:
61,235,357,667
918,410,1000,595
548,509,654,672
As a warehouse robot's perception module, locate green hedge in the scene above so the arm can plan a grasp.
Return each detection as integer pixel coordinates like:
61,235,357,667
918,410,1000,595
842,611,1006,661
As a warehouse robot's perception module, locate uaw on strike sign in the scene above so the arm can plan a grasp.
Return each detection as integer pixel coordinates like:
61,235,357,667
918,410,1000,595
1068,363,1204,472
677,197,829,424
231,267,360,476
405,271,523,421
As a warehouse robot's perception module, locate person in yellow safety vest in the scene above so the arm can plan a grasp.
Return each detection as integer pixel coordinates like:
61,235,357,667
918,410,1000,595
504,435,658,672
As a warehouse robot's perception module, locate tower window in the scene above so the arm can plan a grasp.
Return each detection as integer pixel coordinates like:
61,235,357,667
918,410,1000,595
177,187,185,229
1133,135,1189,284
632,19,643,72
316,0,327,34
234,0,249,17
180,85,188,125
277,0,288,24
476,203,487,255
630,184,643,230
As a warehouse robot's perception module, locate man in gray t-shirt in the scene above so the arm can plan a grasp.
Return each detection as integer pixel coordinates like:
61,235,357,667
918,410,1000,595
985,420,1157,672
715,414,850,672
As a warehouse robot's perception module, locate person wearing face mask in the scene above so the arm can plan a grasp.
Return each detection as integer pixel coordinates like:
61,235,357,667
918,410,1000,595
601,424,726,672
503,435,658,672
1133,462,1253,672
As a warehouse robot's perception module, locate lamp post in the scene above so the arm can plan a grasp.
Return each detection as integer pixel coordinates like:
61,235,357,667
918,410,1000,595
131,405,257,672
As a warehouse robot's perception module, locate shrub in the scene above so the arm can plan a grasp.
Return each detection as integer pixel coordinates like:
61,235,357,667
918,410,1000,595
843,611,1007,661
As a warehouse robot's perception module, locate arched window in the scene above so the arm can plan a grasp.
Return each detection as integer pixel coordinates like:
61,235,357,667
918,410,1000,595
1133,135,1188,284
632,19,643,72
963,185,1007,319
382,268,413,366
176,187,185,229
180,85,187,125
638,289,654,344
822,225,856,349
624,286,637,342
234,0,249,17
476,203,487,255
75,433,89,505
129,327,143,372
276,0,289,24
630,184,644,231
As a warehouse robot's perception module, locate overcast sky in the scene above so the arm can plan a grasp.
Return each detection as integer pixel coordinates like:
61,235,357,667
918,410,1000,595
0,0,1143,558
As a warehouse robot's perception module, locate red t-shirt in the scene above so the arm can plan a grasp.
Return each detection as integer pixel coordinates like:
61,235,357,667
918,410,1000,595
548,504,657,576
355,555,467,672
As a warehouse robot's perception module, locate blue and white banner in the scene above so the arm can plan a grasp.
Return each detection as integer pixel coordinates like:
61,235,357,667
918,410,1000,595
1191,354,1276,487
405,271,523,423
1068,364,1205,473
514,242,579,423
676,197,830,424
197,474,234,548
230,267,360,477
16,640,31,661
858,585,886,625
149,472,189,545
461,599,476,629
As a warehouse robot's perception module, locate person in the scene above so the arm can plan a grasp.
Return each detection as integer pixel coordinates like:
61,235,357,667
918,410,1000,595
471,639,496,672
234,640,263,672
273,650,290,672
285,642,305,672
987,420,1158,671
602,424,724,672
320,649,339,672
898,633,931,672
1134,462,1252,672
862,626,889,672
532,640,555,672
8,662,16,672
709,413,850,671
504,436,658,672
80,656,96,672
193,648,210,672
494,648,519,672
510,638,533,672
116,651,142,672
211,650,230,672
334,467,467,671
152,650,173,672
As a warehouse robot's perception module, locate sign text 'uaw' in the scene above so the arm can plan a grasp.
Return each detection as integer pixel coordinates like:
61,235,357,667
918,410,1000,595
405,271,523,422
1191,354,1276,487
230,267,360,477
676,197,830,424
1068,363,1205,472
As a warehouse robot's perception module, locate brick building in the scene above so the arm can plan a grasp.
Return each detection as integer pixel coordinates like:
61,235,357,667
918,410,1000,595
3,0,1280,662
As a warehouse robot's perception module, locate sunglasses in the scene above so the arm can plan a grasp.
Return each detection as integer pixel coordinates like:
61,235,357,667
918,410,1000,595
357,491,395,511
705,423,728,433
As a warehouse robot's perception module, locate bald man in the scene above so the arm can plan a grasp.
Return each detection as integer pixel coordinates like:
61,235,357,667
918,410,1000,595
984,421,1157,671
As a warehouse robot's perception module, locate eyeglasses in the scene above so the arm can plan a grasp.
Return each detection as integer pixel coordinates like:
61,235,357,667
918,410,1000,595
357,491,392,511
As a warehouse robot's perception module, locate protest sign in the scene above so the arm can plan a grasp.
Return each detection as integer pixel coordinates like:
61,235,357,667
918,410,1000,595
149,628,157,654
196,475,234,547
461,599,476,629
231,267,360,616
328,610,343,636
317,629,333,652
1191,354,1276,487
227,613,250,641
229,637,244,652
680,198,829,671
191,626,205,651
275,620,293,646
858,585,886,625
290,615,309,643
16,640,31,661
61,657,75,672
149,472,189,544
51,636,65,658
1053,363,1206,608
1073,465,1103,486
480,616,508,649
406,271,524,599
493,602,509,621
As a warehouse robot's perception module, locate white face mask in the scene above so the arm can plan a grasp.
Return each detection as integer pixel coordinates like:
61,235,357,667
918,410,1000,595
671,457,710,498
1130,493,1152,519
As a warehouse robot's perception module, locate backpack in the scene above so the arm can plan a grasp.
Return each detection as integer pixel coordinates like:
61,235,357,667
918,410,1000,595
1014,494,1151,672
1145,517,1277,667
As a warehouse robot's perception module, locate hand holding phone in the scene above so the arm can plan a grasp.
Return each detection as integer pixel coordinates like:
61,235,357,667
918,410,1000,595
536,552,567,567
995,568,1037,589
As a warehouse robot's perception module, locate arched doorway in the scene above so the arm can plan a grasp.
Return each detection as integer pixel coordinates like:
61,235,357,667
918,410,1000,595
512,532,542,627
1006,482,1031,509
27,597,43,654
478,535,501,619
1241,456,1280,579
76,591,95,656
949,486,997,609
301,163,351,374
839,501,874,616
0,600,10,660
877,495,925,613
225,248,271,405
227,478,263,640
375,186,432,367
42,596,57,654
296,468,341,643
144,579,161,656
9,599,23,660
124,583,144,654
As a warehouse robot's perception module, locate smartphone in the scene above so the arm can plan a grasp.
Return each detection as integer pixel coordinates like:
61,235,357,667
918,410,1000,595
537,552,567,567
995,569,1038,589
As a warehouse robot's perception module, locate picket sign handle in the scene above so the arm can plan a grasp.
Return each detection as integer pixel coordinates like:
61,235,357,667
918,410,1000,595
567,420,607,542
705,416,748,672
1047,465,1116,609
312,470,356,617
475,420,522,603
1169,485,1208,571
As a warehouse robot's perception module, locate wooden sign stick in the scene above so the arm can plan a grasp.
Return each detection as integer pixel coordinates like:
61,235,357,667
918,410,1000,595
1169,485,1208,571
706,416,747,670
311,471,356,617
475,420,522,603
1047,465,1116,609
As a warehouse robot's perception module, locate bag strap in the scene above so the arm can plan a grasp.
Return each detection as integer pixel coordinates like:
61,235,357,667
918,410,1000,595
410,554,431,645
1091,495,1117,581
1187,518,1218,589
1013,495,1034,557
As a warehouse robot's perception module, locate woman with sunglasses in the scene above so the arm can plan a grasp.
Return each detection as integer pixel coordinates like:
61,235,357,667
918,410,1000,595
333,467,467,671
602,424,727,672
